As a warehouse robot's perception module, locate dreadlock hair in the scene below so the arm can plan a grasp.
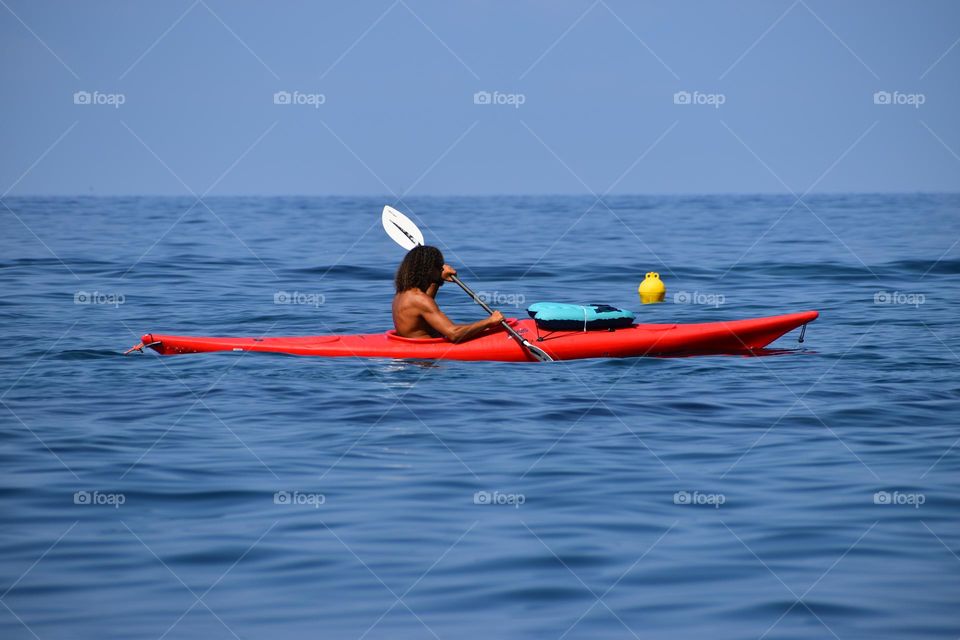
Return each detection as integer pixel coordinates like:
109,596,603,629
395,245,445,293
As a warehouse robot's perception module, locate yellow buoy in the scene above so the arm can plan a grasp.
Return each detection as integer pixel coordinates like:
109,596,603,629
638,272,665,304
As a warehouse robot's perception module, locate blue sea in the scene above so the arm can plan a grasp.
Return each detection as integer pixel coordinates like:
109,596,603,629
1,194,958,639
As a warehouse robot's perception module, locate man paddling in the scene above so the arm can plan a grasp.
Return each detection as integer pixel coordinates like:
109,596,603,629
392,245,503,341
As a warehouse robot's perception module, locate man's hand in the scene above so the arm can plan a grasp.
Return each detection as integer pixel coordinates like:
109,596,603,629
441,264,457,282
487,310,504,326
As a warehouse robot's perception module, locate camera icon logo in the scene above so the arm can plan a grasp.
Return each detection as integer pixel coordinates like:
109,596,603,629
274,291,290,304
473,91,491,105
73,91,91,105
673,91,691,105
873,91,891,105
673,490,691,505
873,491,891,505
473,491,491,505
74,491,91,504
274,91,292,105
273,491,291,505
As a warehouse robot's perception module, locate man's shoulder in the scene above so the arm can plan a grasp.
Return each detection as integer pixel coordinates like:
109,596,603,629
397,288,436,308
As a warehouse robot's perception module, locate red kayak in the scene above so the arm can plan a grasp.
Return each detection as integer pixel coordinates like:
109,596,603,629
130,310,818,362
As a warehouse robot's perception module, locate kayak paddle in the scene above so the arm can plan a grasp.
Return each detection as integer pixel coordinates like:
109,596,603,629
381,206,553,362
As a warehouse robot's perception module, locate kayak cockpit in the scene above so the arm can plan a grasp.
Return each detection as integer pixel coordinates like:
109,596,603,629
385,331,449,344
385,318,520,344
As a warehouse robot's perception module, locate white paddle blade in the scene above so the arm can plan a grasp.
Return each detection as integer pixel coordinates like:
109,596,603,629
382,206,424,251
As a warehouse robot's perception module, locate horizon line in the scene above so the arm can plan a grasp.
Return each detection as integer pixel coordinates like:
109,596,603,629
2,190,959,199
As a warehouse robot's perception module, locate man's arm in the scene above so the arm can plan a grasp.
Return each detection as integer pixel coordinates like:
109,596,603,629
417,294,504,343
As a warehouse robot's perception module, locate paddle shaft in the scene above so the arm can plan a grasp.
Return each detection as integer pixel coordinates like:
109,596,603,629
449,275,552,362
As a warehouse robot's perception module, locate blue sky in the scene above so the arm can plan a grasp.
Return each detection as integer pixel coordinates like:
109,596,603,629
2,0,958,195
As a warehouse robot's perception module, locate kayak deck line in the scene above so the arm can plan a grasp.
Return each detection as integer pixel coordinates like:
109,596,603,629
127,310,819,362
